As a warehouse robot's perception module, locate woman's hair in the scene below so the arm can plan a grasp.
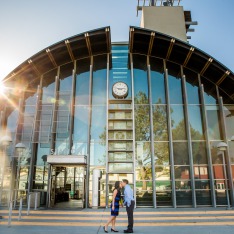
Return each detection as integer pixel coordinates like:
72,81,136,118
114,181,120,191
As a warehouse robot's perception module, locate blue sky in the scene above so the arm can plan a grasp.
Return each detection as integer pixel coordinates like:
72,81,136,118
0,0,233,81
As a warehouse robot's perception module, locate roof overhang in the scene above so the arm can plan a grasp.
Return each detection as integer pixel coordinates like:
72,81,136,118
129,26,234,104
3,26,111,85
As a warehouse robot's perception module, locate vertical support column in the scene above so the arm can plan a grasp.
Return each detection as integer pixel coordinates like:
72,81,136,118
68,66,77,155
12,98,25,207
218,96,234,207
130,53,137,207
50,71,60,153
0,109,6,205
85,57,93,208
199,83,216,207
147,59,157,208
164,62,176,208
29,81,43,194
105,54,110,208
46,164,52,208
181,74,196,208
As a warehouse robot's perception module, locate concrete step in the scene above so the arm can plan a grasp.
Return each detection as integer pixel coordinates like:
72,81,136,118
1,208,234,227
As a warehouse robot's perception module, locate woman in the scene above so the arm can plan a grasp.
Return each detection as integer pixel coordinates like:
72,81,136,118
103,181,122,233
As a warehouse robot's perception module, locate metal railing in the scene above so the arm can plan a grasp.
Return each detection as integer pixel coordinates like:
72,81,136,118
8,192,40,227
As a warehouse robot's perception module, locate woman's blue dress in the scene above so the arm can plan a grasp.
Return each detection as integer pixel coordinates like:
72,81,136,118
110,189,121,216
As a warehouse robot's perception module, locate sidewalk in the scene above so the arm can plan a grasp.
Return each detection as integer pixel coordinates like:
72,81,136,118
0,208,234,234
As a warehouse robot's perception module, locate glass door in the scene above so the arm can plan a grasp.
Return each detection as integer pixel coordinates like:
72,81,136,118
49,166,85,209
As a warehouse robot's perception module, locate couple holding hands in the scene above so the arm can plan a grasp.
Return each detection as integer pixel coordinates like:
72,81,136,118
103,179,135,233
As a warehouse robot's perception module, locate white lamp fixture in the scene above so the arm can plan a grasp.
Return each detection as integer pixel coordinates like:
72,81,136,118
231,135,234,141
15,143,26,151
217,142,228,151
0,135,13,146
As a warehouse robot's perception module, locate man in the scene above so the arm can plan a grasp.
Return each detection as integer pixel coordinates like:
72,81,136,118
122,179,135,233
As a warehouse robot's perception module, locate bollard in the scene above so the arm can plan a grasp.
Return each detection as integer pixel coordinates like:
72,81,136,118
18,197,23,221
8,201,13,227
34,192,38,210
27,193,31,216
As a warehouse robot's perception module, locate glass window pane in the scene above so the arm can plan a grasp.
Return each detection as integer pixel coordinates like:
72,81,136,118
211,141,225,164
213,166,225,179
229,141,234,164
90,142,106,166
196,190,211,205
175,166,190,180
36,145,50,166
136,190,153,206
173,142,189,165
133,55,149,104
136,142,151,168
151,71,166,104
135,105,150,141
42,70,56,104
72,142,87,155
154,142,170,166
136,181,153,191
175,180,191,189
192,142,208,165
136,166,152,181
188,105,204,140
75,71,90,105
109,152,133,162
155,166,171,180
171,105,187,140
168,75,183,104
216,189,227,205
109,45,131,99
73,106,89,142
92,69,107,105
176,190,192,206
206,106,222,140
202,79,218,105
55,140,69,155
91,106,106,141
156,190,172,206
59,62,73,91
153,105,168,141
224,105,234,140
186,82,200,104
156,180,172,190
109,163,133,173
194,166,209,180
195,180,210,189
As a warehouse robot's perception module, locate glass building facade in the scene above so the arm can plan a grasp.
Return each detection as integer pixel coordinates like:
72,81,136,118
0,27,234,209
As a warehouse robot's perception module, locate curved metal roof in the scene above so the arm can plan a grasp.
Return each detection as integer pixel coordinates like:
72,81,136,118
3,27,111,85
129,26,234,104
1,26,234,106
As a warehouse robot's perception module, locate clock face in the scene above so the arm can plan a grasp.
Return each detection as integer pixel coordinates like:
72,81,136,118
112,82,128,99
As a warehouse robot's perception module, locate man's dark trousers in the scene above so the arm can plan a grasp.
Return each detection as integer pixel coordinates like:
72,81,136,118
126,200,135,231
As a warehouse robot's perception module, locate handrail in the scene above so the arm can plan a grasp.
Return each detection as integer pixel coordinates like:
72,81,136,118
8,191,40,227
8,195,26,227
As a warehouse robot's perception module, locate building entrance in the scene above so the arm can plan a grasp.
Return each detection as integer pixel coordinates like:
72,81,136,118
48,166,85,209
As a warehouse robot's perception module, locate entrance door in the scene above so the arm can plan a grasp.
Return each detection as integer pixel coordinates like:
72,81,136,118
49,166,85,209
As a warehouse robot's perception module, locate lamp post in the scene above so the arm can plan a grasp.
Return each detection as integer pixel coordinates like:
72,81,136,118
42,155,47,190
0,135,12,218
14,143,26,207
216,142,231,209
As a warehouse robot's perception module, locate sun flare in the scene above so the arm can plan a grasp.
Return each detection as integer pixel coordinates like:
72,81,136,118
0,82,6,94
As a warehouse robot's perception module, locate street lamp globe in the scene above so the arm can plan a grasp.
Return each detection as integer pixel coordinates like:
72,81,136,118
15,143,26,152
216,142,228,151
